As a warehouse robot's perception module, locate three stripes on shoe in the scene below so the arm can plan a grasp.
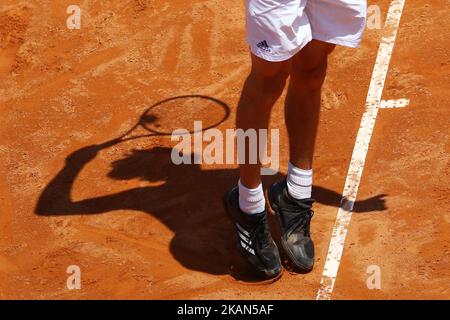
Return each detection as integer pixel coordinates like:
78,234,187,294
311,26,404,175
235,223,255,255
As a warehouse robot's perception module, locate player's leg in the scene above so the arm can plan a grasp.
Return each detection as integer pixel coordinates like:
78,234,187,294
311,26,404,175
235,0,310,218
237,53,290,191
268,40,335,272
224,0,312,279
268,0,367,273
285,40,335,171
224,54,290,279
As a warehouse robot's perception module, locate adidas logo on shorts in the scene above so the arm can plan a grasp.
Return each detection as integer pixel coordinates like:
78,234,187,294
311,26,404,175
256,40,272,53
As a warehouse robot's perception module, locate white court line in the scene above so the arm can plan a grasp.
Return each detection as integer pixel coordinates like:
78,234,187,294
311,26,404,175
316,0,407,300
380,98,410,109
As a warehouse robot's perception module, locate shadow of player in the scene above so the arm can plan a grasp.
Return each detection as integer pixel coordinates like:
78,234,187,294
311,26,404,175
36,144,387,281
35,98,387,282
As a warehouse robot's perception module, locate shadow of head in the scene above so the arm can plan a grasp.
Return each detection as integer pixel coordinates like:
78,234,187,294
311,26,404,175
107,146,202,184
105,146,253,276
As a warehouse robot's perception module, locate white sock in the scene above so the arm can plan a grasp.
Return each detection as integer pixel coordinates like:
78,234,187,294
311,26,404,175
287,162,313,200
238,180,266,214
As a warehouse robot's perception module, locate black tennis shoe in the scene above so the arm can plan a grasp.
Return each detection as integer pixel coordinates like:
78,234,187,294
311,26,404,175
268,180,315,272
223,187,282,279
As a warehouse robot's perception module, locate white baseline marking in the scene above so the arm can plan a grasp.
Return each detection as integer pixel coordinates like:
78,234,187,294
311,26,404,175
380,98,410,109
316,0,407,300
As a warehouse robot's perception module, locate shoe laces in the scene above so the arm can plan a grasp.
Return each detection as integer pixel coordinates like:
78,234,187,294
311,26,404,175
290,208,314,237
249,215,271,248
282,200,314,237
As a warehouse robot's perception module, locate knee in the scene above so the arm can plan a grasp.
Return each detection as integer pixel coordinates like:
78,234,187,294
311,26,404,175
246,69,289,107
290,58,328,91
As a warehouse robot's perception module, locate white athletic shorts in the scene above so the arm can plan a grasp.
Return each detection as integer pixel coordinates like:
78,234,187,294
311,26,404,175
246,0,367,61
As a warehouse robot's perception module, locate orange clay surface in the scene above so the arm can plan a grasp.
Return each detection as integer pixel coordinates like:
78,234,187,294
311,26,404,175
0,0,449,299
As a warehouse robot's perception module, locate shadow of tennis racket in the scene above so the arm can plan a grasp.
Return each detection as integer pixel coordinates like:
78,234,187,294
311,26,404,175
100,95,230,149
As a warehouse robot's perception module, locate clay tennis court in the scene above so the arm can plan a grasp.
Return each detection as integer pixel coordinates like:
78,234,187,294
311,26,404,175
0,0,449,299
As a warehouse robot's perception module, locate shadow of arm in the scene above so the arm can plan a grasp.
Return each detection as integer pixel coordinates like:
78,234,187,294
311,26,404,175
35,144,109,216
